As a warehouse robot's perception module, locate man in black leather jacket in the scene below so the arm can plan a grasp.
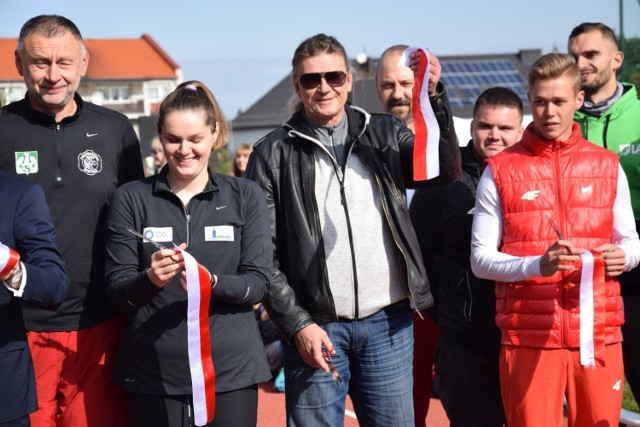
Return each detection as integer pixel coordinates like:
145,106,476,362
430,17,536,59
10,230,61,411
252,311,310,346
246,33,459,426
410,87,523,427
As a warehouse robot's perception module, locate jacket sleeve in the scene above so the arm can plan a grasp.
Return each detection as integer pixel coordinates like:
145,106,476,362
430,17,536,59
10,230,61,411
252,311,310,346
409,187,444,312
211,180,272,306
14,182,68,307
403,82,461,187
104,186,163,313
246,146,316,341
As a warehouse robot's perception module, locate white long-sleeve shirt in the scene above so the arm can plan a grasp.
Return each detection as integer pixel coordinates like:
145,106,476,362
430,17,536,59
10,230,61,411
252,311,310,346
470,164,640,282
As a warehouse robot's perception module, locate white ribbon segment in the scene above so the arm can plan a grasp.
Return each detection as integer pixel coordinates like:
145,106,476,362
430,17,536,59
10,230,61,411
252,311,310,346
183,249,211,426
579,250,595,367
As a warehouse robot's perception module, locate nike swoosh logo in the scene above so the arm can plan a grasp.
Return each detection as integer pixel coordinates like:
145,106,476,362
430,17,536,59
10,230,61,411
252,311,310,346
86,132,99,137
216,206,227,210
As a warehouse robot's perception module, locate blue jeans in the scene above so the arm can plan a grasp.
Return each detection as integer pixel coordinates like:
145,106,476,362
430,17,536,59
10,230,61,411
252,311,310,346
283,299,414,427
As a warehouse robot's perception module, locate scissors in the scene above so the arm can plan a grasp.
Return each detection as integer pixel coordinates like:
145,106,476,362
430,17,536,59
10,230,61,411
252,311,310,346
546,213,564,240
323,348,342,384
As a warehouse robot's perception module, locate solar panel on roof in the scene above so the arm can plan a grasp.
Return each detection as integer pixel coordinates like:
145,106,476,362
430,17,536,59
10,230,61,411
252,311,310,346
435,57,530,112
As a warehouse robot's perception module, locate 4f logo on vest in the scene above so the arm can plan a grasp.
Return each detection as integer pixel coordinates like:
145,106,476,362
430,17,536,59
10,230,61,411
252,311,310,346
14,151,39,175
521,190,540,201
78,150,103,176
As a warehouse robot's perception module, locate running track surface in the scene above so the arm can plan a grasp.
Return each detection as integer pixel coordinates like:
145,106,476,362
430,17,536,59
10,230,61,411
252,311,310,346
257,381,451,426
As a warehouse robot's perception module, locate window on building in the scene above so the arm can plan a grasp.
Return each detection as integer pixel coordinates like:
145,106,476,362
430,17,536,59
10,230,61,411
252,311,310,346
146,85,170,102
95,86,130,103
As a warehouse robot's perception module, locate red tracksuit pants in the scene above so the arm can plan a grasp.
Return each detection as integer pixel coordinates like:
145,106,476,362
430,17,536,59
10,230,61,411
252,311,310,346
499,343,624,427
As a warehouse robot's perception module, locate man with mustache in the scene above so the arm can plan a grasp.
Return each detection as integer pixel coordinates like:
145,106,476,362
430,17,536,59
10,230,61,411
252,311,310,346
376,45,415,124
375,44,441,427
569,22,640,407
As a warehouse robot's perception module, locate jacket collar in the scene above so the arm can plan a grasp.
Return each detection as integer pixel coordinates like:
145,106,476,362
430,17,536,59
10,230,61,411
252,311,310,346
461,139,484,178
152,167,219,195
21,92,83,126
519,121,583,156
284,105,370,144
575,82,638,121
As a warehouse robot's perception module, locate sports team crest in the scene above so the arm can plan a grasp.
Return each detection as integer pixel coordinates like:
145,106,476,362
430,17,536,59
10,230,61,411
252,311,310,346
14,151,39,175
77,150,103,176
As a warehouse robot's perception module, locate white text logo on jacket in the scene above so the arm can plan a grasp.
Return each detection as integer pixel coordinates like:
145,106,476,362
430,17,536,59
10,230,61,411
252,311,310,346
143,227,174,243
521,190,540,201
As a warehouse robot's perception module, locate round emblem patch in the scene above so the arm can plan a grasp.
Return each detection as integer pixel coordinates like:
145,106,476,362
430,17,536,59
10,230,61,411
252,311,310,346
77,150,103,176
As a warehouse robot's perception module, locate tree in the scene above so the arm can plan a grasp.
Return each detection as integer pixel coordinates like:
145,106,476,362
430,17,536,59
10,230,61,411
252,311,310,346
620,37,640,95
208,146,231,175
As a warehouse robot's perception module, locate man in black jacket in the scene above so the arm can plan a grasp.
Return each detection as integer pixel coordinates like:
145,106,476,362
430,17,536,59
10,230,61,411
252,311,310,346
409,87,523,426
0,15,143,426
247,33,459,426
376,43,441,427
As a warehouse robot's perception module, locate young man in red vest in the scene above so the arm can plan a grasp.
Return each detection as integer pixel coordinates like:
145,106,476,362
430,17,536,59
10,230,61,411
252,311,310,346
470,53,640,426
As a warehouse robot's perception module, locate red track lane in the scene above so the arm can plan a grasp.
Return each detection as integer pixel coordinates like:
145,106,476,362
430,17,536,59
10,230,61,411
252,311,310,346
257,382,451,426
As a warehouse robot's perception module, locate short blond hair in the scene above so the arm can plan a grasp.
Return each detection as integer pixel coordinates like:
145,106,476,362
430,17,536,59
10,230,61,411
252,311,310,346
528,53,581,94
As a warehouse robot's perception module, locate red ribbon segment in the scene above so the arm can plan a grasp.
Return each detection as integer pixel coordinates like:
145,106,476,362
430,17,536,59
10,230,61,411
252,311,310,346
181,248,216,425
400,47,441,181
0,243,20,277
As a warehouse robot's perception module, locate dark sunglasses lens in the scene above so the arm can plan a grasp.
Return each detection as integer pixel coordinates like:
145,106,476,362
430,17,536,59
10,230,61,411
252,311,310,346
325,72,347,87
299,73,322,90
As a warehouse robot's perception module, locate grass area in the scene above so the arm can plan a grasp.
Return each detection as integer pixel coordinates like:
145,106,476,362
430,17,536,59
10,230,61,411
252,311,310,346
623,379,639,413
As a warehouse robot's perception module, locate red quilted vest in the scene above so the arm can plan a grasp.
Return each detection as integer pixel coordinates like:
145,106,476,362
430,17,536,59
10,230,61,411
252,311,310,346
487,122,623,349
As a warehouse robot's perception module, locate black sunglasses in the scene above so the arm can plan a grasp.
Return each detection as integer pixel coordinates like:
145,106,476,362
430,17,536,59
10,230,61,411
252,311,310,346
298,71,347,90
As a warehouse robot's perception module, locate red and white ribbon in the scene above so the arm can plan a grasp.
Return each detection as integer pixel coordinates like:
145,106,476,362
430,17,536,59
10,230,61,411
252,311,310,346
0,243,20,277
399,47,440,181
180,248,216,425
579,250,606,367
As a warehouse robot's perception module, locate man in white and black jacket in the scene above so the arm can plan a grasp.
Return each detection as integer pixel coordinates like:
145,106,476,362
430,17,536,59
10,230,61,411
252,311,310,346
246,33,460,427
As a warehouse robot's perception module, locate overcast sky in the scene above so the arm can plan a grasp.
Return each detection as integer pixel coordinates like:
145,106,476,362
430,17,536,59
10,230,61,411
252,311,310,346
3,0,640,119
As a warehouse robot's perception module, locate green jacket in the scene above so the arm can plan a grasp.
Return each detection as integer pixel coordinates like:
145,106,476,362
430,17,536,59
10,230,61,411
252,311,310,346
574,83,640,218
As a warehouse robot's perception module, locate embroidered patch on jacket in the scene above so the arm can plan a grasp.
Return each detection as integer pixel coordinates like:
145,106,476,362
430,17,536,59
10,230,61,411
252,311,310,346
205,226,234,242
581,185,593,196
77,150,103,176
143,227,174,243
14,151,38,175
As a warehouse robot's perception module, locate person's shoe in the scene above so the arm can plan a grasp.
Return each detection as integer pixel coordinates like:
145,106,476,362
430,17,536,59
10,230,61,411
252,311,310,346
274,369,285,392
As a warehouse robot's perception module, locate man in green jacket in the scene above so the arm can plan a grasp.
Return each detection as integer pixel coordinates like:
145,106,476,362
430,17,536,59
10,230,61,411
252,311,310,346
569,21,640,406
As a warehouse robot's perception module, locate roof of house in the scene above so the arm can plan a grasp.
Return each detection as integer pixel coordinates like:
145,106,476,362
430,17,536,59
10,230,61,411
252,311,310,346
0,34,179,81
232,49,541,129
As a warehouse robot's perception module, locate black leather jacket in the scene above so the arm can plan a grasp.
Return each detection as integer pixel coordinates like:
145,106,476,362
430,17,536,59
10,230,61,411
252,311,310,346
410,140,501,358
247,91,460,340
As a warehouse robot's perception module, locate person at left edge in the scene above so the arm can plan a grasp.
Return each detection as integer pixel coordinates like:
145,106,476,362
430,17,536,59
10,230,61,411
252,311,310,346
0,171,68,426
105,81,272,427
0,15,144,426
